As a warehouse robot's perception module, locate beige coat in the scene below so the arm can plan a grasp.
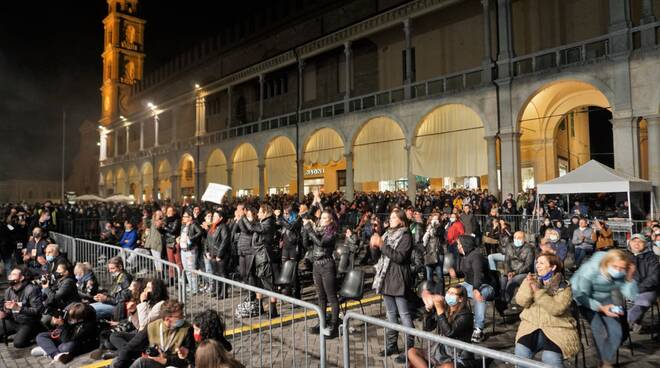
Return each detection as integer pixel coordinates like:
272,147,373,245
515,277,580,359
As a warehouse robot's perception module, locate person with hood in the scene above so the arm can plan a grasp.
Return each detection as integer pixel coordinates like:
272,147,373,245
304,208,340,338
571,249,638,368
514,253,579,366
371,208,414,362
627,234,659,333
448,235,495,343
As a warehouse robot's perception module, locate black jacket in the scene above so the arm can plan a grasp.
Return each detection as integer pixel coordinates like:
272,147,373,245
503,243,535,275
305,225,337,262
632,250,659,293
206,223,230,259
43,276,81,312
113,322,195,368
422,308,474,361
379,229,413,297
180,222,203,251
456,236,494,290
277,215,301,252
76,272,99,302
243,215,277,253
163,216,180,247
2,281,43,325
58,303,98,350
236,217,255,255
104,271,133,305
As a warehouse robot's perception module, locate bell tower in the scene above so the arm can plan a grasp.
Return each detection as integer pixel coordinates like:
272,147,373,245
99,0,145,126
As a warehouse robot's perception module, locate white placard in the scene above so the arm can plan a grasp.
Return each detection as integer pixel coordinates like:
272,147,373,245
201,183,232,204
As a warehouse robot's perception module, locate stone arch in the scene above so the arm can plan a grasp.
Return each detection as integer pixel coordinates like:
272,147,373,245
141,162,154,202
519,79,612,185
231,143,258,195
115,167,127,195
177,153,196,199
206,149,228,186
412,104,488,189
301,127,347,195
127,165,140,200
157,159,172,200
264,136,296,192
104,170,115,196
352,116,406,189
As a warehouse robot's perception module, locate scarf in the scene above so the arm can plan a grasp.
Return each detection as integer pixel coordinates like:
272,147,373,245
372,227,406,294
540,272,565,296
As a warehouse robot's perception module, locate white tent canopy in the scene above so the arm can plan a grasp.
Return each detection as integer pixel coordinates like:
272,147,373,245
537,160,653,194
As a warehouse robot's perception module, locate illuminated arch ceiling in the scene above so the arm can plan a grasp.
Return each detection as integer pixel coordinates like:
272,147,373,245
206,149,228,185
353,117,406,182
265,136,296,188
304,128,344,165
232,143,258,190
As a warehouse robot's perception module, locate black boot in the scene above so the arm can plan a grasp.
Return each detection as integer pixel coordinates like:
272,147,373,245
309,323,321,335
269,302,279,318
380,329,399,356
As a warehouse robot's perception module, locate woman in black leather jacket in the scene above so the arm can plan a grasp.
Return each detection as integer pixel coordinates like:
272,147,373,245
303,208,339,338
407,285,474,368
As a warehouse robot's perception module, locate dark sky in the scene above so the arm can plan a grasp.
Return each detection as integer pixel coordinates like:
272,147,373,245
0,0,264,181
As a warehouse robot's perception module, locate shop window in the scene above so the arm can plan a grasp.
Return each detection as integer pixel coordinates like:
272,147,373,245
337,170,346,188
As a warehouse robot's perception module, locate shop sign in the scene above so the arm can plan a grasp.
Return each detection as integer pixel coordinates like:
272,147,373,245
304,168,324,177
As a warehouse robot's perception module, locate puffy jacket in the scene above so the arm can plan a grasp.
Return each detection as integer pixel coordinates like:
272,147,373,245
236,217,255,255
378,228,413,297
631,249,659,293
2,281,43,325
515,275,579,359
504,243,535,275
43,276,81,312
118,229,138,250
571,252,638,312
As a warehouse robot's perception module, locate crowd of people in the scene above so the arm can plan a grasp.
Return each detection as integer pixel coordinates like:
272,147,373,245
0,188,658,368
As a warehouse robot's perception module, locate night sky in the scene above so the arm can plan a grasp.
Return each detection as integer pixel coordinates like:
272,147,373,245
0,0,264,181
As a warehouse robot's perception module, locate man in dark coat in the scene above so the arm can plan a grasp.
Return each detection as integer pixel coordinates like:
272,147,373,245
627,234,659,332
0,266,44,347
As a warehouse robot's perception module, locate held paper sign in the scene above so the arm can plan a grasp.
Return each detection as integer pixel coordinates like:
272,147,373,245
201,183,232,204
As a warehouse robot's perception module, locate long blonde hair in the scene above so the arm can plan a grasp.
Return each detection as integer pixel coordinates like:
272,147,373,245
599,249,632,279
195,339,244,368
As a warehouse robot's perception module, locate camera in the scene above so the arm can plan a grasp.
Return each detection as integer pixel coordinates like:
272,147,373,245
145,345,161,357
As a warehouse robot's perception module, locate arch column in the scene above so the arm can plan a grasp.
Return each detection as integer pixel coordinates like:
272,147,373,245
484,135,499,197
258,163,266,198
405,145,415,203
195,96,206,136
612,117,640,177
344,153,354,201
499,132,521,197
196,170,206,200
297,159,304,200
226,168,233,192
137,176,144,204
170,175,179,201
646,116,660,205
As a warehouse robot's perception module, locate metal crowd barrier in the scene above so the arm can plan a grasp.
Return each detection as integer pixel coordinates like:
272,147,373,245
184,269,330,368
342,311,551,368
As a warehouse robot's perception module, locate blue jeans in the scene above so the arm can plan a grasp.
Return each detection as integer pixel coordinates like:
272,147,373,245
628,291,657,324
487,253,505,271
36,331,77,358
382,295,415,348
91,302,115,320
461,282,494,330
515,332,564,367
580,306,622,363
180,249,198,291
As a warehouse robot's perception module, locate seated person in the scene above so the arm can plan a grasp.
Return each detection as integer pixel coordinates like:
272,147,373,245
627,234,659,333
41,243,70,276
0,266,44,348
191,309,232,352
448,235,495,343
653,229,660,256
499,231,534,307
112,300,195,368
195,339,245,368
32,302,98,364
41,261,81,327
514,253,579,366
591,219,614,252
74,262,99,302
407,285,474,368
91,256,133,320
542,230,568,263
572,218,595,266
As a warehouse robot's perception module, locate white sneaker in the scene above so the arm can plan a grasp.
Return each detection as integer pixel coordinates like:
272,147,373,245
31,346,47,357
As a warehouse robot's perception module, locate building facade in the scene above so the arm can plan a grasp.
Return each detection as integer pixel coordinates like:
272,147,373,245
97,0,660,206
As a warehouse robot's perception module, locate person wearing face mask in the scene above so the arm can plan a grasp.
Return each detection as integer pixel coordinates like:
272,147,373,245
32,302,98,364
191,309,232,352
41,261,80,328
572,218,595,267
513,253,578,367
118,220,139,250
423,213,445,294
539,217,553,240
112,300,195,368
543,229,568,263
445,213,465,263
407,285,474,368
653,230,660,256
626,234,659,333
91,257,133,320
23,227,48,274
498,231,535,308
74,262,99,302
571,249,638,368
42,243,69,277
0,266,44,348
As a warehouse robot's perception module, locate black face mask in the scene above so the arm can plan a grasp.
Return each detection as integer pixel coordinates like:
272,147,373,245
8,279,20,286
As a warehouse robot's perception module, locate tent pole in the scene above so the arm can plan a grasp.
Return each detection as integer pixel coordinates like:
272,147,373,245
627,190,633,236
566,194,570,215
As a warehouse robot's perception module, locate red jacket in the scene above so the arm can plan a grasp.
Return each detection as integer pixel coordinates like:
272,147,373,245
446,221,465,246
